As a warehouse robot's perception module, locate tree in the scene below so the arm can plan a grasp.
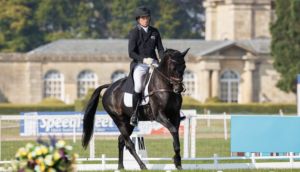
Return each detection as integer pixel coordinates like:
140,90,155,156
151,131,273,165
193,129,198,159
271,0,300,93
0,0,42,52
108,0,139,38
0,0,205,52
107,0,204,38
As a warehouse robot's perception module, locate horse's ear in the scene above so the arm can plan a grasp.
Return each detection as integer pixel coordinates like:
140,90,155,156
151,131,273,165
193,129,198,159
181,48,190,57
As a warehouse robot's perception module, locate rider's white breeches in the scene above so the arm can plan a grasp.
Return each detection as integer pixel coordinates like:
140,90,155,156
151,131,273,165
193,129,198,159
133,63,149,93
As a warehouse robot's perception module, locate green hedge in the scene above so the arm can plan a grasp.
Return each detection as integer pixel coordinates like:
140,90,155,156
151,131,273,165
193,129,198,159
182,103,297,114
74,98,104,112
0,104,74,114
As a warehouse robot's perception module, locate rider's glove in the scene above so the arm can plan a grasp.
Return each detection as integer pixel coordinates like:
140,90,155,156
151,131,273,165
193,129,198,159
143,57,153,65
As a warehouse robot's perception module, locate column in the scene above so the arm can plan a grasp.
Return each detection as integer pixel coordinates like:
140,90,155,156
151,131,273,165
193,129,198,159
243,60,255,103
211,70,220,98
202,70,210,102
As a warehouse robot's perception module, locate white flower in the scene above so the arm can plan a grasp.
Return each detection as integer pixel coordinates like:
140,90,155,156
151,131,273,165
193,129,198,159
55,140,66,148
45,155,54,166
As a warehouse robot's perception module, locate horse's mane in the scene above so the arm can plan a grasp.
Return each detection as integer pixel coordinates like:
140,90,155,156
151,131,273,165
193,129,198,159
160,49,179,63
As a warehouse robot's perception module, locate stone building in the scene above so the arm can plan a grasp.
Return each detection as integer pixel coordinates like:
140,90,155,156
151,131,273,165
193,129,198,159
0,0,296,104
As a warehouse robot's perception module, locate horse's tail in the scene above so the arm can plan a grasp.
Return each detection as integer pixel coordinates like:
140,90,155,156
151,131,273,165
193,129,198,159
82,84,110,149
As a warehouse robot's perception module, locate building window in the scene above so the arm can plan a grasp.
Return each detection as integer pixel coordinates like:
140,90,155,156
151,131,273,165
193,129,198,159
111,70,127,83
44,70,64,100
183,70,196,97
220,70,239,103
77,70,98,98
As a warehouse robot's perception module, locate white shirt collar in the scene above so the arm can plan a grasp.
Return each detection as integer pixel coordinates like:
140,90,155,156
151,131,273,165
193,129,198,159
141,25,149,33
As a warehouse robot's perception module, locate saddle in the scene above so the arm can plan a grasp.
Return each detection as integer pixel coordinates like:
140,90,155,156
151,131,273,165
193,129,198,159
123,66,154,107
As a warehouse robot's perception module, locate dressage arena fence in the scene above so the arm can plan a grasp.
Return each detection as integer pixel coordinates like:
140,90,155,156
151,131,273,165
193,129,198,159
0,110,300,171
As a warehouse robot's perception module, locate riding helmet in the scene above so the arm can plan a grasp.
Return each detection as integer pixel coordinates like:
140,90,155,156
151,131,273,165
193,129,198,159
135,6,151,20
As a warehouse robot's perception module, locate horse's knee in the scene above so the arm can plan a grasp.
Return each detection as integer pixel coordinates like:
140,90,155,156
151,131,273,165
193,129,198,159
118,136,125,147
118,135,124,143
125,139,135,151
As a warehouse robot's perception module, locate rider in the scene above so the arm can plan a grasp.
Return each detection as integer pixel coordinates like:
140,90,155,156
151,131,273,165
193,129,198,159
128,6,164,126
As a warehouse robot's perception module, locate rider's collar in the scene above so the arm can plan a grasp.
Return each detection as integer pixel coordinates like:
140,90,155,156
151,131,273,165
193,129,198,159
138,25,149,33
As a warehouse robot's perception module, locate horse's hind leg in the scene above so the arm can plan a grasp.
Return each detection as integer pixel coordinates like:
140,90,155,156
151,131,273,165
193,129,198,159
118,135,125,169
119,123,147,170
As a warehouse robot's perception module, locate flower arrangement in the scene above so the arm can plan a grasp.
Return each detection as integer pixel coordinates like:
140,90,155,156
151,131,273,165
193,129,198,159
13,138,78,172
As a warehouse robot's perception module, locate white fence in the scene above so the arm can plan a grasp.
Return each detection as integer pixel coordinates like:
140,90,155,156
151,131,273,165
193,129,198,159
1,111,300,171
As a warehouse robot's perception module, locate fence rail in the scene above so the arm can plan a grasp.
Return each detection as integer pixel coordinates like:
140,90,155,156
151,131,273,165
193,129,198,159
0,111,299,171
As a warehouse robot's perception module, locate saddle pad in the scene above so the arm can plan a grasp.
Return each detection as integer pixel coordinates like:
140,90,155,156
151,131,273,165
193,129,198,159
124,80,150,107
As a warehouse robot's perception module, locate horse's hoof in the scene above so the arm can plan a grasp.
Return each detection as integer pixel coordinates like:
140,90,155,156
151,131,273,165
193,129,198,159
176,165,183,170
118,165,124,170
140,164,147,170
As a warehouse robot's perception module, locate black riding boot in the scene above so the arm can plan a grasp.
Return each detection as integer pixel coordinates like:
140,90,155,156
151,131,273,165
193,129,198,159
130,92,141,126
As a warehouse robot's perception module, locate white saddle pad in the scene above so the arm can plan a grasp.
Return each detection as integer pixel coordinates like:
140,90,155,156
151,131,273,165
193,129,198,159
124,65,157,107
124,79,150,107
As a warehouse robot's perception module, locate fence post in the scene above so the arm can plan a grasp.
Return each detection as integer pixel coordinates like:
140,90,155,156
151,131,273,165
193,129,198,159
213,153,218,166
223,112,227,140
0,115,1,161
207,110,211,127
190,111,197,158
289,152,294,163
279,109,283,116
183,114,190,158
251,153,256,164
73,118,76,143
90,135,95,159
101,154,106,171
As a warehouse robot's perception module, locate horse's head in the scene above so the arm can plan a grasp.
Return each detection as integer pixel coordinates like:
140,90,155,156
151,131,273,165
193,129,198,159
158,48,190,93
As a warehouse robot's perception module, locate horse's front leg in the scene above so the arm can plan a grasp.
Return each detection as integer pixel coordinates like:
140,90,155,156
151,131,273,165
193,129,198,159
156,114,182,170
119,123,147,170
117,135,125,169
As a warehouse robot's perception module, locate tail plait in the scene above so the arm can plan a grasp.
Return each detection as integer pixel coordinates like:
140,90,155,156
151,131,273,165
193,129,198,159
82,84,110,149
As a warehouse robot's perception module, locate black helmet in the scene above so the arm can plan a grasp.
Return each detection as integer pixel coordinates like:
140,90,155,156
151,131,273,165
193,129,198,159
135,6,151,20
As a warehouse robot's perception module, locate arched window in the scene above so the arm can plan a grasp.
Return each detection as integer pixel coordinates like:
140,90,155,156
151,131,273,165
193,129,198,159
220,70,240,103
77,70,98,98
44,70,64,100
183,70,196,97
111,70,127,83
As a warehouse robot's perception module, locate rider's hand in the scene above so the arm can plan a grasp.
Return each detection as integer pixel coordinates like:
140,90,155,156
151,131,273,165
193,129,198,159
143,57,153,65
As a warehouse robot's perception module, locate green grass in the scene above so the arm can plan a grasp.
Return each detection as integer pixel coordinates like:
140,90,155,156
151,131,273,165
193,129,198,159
1,118,299,171
1,138,231,160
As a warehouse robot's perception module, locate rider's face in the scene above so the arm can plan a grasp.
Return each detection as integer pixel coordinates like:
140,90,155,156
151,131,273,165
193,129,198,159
138,16,150,27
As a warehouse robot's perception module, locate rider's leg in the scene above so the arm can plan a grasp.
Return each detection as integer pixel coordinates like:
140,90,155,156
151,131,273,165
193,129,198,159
131,64,149,126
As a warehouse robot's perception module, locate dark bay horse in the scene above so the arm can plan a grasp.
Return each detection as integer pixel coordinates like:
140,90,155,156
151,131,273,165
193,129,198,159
82,48,189,170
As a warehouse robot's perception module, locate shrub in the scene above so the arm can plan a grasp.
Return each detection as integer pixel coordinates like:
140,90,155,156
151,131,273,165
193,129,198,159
74,88,103,112
205,96,222,103
38,98,66,105
0,104,74,114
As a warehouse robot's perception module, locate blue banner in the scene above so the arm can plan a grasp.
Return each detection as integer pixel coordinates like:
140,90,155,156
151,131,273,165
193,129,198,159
231,115,300,153
20,111,120,136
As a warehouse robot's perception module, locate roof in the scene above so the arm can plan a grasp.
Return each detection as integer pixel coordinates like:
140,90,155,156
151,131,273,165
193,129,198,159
24,39,271,61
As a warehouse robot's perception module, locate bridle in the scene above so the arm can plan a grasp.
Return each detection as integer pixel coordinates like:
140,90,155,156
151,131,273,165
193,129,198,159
146,57,186,97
